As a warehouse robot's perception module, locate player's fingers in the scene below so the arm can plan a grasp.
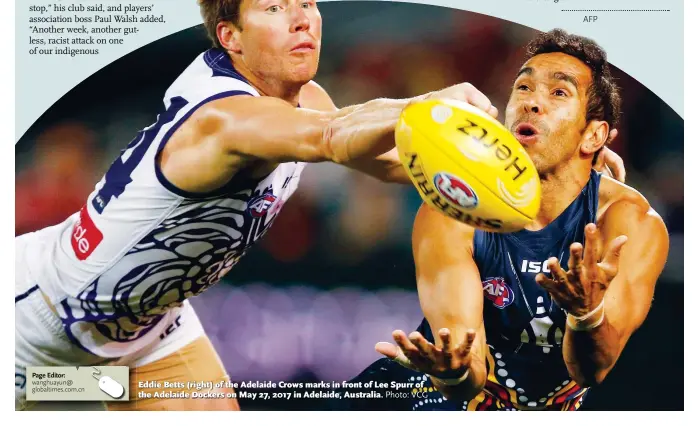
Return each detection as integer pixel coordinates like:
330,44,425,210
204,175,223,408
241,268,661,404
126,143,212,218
568,242,584,277
583,224,599,270
393,330,422,360
462,83,494,115
438,328,453,353
593,148,606,173
409,331,438,359
598,235,628,279
594,150,613,180
547,257,567,283
603,164,614,180
535,273,559,295
375,343,417,371
457,329,477,359
487,105,499,119
603,146,626,183
375,341,399,359
438,328,455,366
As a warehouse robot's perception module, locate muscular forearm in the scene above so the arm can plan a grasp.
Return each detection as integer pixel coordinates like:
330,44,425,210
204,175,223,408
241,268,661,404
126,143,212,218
379,164,411,184
325,96,428,164
563,318,621,387
344,152,412,184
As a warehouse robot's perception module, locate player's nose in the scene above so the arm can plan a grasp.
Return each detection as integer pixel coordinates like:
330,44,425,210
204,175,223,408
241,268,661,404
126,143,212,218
522,96,543,115
290,6,311,33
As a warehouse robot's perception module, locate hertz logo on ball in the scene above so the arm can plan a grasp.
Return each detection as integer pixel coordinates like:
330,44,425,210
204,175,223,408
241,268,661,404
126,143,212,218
395,99,541,233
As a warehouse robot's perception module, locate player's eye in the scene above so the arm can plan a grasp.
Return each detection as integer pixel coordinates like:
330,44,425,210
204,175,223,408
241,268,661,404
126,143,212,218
267,5,281,13
301,1,313,8
517,84,530,91
553,89,568,97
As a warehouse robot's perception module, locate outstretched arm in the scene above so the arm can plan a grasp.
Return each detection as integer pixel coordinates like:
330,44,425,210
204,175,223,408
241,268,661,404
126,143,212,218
298,81,497,184
197,93,420,167
376,204,489,401
536,197,668,387
217,82,497,166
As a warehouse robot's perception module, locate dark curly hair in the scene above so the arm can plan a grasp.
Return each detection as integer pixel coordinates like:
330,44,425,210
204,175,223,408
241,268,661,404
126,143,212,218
198,0,243,49
525,29,621,160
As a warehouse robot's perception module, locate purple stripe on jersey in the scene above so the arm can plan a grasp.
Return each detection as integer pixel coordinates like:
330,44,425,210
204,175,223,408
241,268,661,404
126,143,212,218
15,285,39,304
204,48,251,82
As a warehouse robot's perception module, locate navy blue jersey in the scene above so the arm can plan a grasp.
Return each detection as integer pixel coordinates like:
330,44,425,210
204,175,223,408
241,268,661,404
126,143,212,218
412,170,602,410
331,172,602,411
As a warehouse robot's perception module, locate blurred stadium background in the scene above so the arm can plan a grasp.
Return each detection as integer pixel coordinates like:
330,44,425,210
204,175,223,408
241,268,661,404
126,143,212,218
15,2,683,410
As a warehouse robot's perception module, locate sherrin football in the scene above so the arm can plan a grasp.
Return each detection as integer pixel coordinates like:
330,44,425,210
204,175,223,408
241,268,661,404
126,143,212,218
395,98,541,233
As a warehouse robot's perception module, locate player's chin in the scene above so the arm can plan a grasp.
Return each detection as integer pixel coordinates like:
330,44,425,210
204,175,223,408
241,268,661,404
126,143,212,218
520,143,546,170
527,152,547,175
287,63,319,83
533,158,559,177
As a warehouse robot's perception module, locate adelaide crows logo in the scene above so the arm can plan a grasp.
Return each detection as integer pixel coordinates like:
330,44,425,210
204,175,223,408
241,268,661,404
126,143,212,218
247,190,278,218
482,277,515,309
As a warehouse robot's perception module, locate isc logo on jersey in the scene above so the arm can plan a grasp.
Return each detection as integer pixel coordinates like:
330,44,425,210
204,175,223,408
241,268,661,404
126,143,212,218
482,277,515,309
521,259,550,273
433,172,478,209
247,191,278,217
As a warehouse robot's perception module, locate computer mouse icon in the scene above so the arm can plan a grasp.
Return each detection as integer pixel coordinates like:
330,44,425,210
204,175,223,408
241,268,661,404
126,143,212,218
98,376,124,399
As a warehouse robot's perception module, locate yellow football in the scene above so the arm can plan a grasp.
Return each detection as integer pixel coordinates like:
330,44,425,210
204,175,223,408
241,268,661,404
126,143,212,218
395,98,541,233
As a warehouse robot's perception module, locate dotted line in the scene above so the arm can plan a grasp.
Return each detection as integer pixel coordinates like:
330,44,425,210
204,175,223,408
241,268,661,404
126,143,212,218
561,9,670,12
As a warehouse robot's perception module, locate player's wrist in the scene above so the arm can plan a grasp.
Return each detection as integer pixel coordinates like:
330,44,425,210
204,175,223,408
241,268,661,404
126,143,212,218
429,368,470,387
409,91,434,106
567,299,605,331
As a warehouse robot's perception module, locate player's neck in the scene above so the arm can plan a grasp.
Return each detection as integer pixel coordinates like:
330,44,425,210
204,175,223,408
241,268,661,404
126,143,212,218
232,59,302,106
526,161,592,231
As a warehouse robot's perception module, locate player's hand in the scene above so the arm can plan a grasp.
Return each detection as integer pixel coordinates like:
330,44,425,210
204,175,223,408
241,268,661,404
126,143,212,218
593,130,626,183
535,223,628,316
427,83,498,119
375,328,476,381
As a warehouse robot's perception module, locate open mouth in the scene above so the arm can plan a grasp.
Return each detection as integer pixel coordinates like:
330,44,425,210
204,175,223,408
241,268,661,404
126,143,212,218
515,123,538,136
514,123,540,145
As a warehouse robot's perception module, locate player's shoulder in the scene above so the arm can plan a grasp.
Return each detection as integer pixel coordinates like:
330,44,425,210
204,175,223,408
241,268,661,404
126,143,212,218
195,90,315,131
183,94,255,135
597,175,666,234
413,203,477,251
299,80,337,111
598,175,649,211
300,80,329,98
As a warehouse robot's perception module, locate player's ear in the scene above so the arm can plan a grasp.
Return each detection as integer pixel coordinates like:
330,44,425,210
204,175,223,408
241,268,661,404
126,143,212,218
217,21,243,54
580,120,609,156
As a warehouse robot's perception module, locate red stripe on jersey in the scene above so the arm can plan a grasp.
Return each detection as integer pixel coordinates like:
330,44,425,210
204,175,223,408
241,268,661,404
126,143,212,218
71,205,103,261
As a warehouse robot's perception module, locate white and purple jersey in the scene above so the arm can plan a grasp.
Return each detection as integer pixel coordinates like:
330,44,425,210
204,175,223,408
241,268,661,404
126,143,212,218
27,49,305,358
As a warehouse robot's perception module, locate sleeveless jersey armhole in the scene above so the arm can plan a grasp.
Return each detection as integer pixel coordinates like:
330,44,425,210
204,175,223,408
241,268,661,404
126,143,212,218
153,48,263,200
589,170,602,223
153,91,258,199
472,229,485,266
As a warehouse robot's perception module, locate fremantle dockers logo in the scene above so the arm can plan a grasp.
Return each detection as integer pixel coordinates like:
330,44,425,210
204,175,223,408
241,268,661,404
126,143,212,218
434,172,479,209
